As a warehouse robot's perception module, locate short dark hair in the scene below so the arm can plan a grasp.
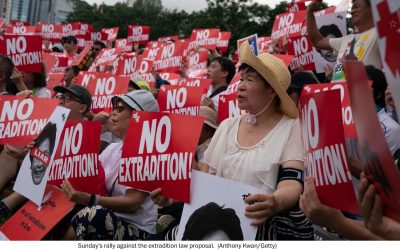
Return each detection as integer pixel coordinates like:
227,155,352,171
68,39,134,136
0,55,15,79
211,57,236,84
29,122,57,162
238,63,269,86
183,202,244,240
32,63,47,88
319,24,343,38
69,66,81,76
93,41,106,49
365,65,387,108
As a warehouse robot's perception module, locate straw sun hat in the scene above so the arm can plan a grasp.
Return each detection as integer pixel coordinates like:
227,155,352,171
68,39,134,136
239,41,298,119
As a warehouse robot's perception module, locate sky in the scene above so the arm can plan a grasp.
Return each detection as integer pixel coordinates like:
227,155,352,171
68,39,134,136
84,0,344,13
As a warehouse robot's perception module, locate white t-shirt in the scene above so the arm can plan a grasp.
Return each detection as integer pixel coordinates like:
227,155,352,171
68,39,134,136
378,109,400,157
99,142,157,234
204,115,304,193
329,27,382,82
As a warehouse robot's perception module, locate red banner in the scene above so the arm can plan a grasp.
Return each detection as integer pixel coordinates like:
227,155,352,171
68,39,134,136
0,35,43,72
345,60,400,222
0,96,59,146
189,29,220,50
88,47,124,71
119,112,204,202
77,72,129,113
46,73,64,97
127,25,150,45
299,89,359,214
186,51,208,78
5,25,36,35
101,27,119,41
217,31,231,53
179,78,212,94
153,41,186,73
48,121,101,194
258,36,272,53
302,82,356,139
141,41,161,61
157,85,203,116
286,1,307,12
271,11,307,40
287,35,315,71
114,53,140,76
0,185,74,240
42,52,69,74
115,38,133,52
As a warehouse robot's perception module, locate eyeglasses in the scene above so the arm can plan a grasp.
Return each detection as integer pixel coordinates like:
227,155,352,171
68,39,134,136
112,101,133,113
56,94,82,104
91,47,101,52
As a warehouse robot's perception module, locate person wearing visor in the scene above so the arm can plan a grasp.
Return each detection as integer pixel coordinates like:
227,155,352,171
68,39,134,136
61,90,159,240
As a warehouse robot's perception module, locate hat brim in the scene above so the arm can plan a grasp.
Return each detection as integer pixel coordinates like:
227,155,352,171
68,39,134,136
204,120,218,130
239,42,298,119
54,85,82,101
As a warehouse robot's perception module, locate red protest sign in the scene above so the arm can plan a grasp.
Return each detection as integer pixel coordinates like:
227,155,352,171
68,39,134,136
217,31,231,53
186,51,208,78
69,46,92,68
119,112,204,202
345,60,400,222
127,25,150,45
157,85,203,116
180,78,212,94
89,31,108,43
371,0,400,121
286,1,307,12
302,82,356,139
142,41,162,60
258,36,272,53
0,185,74,240
115,38,133,52
89,47,124,71
46,73,64,97
271,11,307,40
0,35,43,72
77,72,130,114
5,25,36,35
35,23,64,42
287,35,315,71
158,72,180,86
0,96,59,146
42,52,69,74
299,89,360,214
154,41,186,73
189,29,220,50
102,27,119,41
48,121,101,194
115,53,140,76
12,20,29,26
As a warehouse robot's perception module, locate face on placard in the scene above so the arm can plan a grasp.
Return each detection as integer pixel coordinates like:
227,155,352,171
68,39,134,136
111,100,133,139
237,68,277,113
319,34,338,62
202,230,231,241
30,138,51,185
207,61,226,85
351,0,372,28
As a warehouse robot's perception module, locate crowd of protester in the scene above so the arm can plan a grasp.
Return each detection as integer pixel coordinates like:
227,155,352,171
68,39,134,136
0,0,399,241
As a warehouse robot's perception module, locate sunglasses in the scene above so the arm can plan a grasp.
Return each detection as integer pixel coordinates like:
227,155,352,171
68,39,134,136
91,47,101,52
112,101,133,113
56,94,82,104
